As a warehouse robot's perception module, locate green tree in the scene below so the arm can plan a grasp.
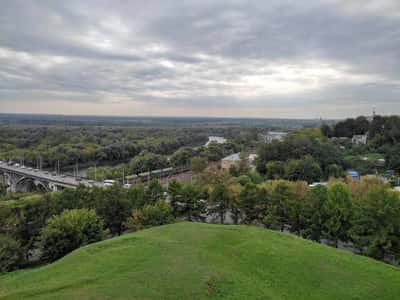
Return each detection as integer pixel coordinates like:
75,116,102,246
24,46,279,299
265,161,284,179
167,180,183,217
191,156,208,173
351,187,400,260
263,182,292,231
40,209,104,262
96,185,131,236
127,185,147,208
178,183,206,221
284,156,322,183
227,183,244,224
239,183,262,224
303,185,328,241
209,183,229,224
14,194,56,260
127,201,174,232
324,183,353,247
326,164,344,179
146,180,165,204
129,151,169,174
170,147,196,167
321,124,333,138
0,235,22,273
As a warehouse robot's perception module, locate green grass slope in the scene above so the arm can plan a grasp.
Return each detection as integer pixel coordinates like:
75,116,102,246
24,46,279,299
1,222,399,300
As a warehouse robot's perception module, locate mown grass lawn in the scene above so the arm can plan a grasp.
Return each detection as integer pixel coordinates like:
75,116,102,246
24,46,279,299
1,222,399,300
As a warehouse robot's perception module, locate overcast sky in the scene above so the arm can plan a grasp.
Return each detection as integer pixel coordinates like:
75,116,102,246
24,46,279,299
0,0,399,118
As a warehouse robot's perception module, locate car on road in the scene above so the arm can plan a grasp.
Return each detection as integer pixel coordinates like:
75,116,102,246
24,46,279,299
14,163,20,167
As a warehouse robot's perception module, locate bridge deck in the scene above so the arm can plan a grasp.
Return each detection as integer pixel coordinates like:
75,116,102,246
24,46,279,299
0,162,103,188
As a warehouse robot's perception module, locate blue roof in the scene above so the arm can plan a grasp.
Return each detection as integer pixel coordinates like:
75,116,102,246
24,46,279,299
347,170,359,177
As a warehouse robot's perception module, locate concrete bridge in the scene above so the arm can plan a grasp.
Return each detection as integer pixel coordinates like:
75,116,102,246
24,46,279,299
0,162,103,193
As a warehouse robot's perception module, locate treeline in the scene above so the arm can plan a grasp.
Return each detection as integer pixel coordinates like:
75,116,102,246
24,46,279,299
86,142,240,180
321,115,400,172
0,126,208,170
1,171,399,273
256,132,345,182
0,124,263,179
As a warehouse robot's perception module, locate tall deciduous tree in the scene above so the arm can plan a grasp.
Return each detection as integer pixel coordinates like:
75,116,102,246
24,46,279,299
209,183,229,224
303,185,328,242
40,209,104,262
178,183,206,221
263,182,292,231
351,187,400,260
324,183,353,247
96,185,131,236
239,183,262,224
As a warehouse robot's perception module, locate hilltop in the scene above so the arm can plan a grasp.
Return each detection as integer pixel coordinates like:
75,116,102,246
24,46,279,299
1,222,399,300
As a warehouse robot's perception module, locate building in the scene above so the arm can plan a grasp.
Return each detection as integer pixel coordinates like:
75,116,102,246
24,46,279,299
351,134,368,145
259,131,288,143
221,153,258,170
347,170,360,180
248,153,258,164
221,153,241,170
205,136,226,147
248,153,258,170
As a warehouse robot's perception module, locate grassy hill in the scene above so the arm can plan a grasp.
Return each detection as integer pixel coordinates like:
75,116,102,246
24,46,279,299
1,222,399,300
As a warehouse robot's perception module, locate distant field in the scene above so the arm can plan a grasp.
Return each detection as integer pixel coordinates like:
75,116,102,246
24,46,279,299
1,222,399,300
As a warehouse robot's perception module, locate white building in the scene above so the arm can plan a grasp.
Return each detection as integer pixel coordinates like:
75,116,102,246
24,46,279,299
259,131,288,143
351,134,368,145
205,136,226,147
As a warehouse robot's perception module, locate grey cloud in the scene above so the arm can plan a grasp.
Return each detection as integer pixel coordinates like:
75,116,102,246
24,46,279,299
0,0,399,117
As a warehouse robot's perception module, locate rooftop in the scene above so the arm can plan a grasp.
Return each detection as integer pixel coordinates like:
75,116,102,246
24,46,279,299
222,153,241,161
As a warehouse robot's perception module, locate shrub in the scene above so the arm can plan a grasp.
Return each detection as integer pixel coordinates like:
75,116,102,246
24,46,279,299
127,201,174,231
40,209,104,262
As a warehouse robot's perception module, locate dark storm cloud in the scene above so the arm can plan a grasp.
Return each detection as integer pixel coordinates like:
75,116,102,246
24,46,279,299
0,0,399,117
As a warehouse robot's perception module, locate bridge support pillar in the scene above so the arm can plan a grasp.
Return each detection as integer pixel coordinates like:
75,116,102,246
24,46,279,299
4,173,17,193
48,182,58,192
